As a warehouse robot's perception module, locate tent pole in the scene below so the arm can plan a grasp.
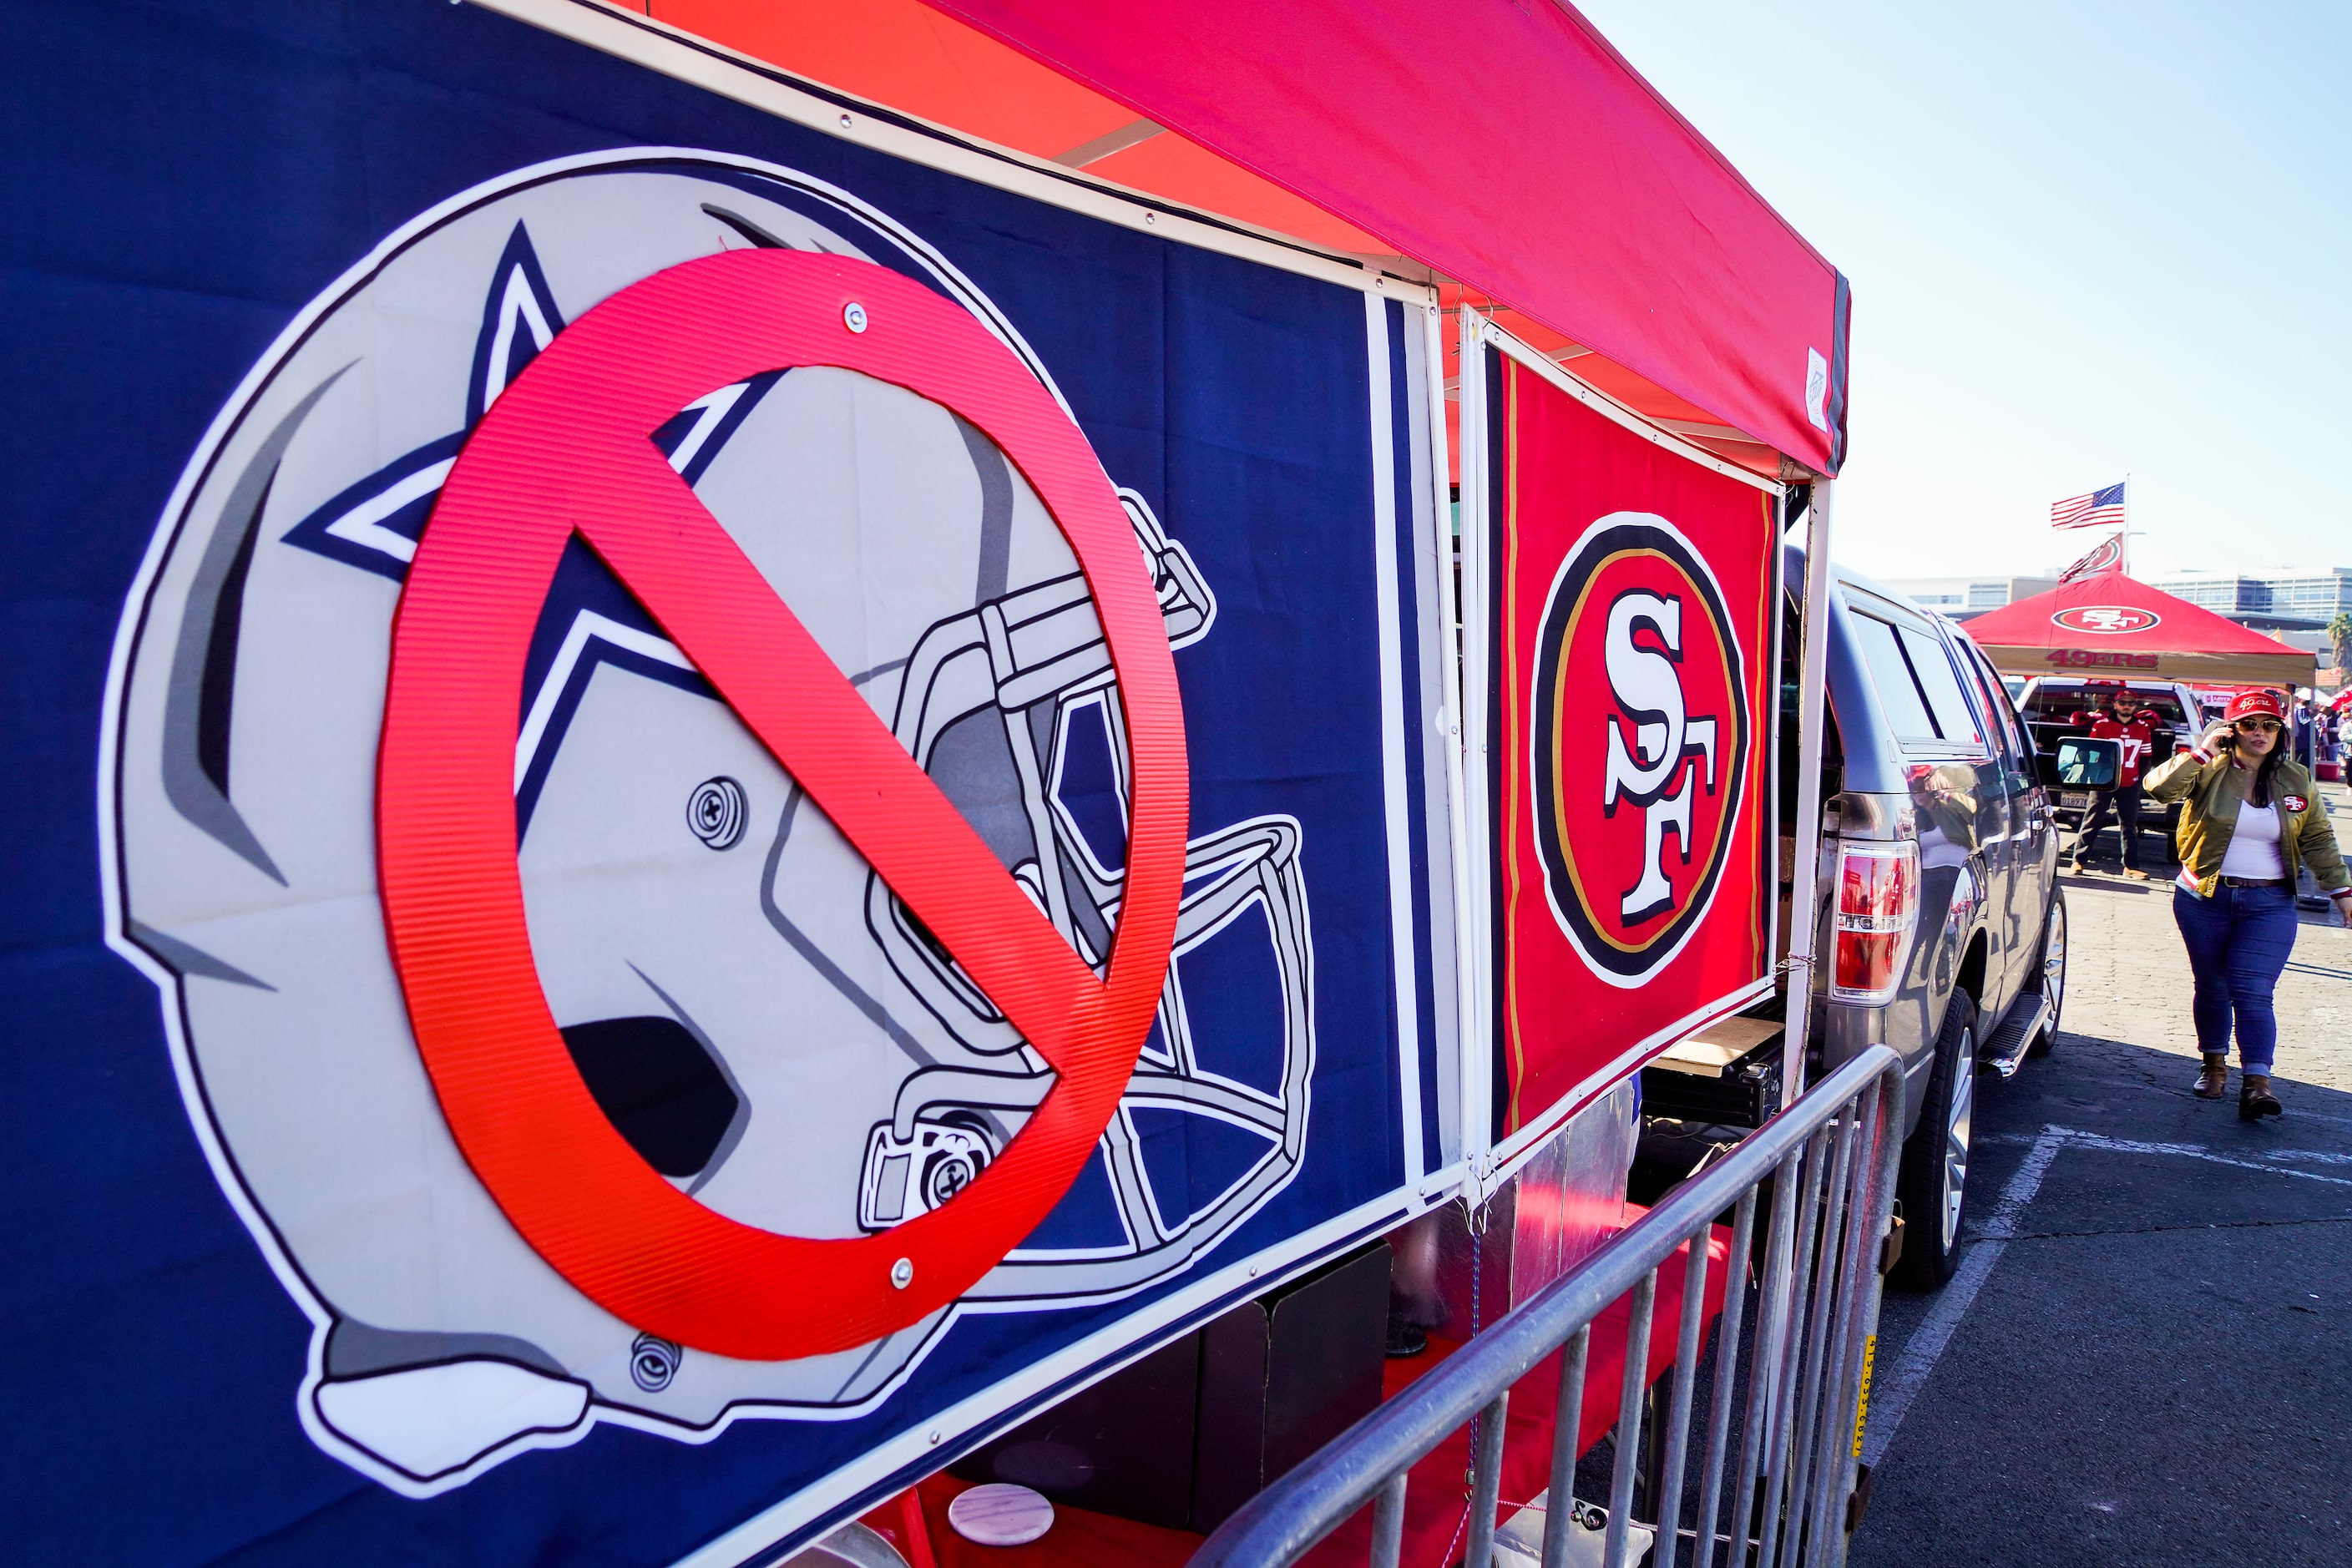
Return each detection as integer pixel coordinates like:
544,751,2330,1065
1424,299,1479,1202
1455,306,1495,1201
1782,477,1837,1105
2121,473,2131,574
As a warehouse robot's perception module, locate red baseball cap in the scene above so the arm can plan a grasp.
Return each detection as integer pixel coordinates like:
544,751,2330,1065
2227,690,2286,721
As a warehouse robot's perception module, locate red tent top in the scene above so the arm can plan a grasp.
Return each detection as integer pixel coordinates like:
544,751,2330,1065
1963,570,2317,687
649,0,1851,476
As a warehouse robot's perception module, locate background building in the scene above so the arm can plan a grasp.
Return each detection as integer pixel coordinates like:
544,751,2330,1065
2147,566,2352,632
1879,574,2061,621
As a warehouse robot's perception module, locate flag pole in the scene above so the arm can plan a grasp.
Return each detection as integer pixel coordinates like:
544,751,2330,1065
2120,473,2131,574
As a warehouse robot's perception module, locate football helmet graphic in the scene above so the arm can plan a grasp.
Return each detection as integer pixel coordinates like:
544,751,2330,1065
104,152,1314,1495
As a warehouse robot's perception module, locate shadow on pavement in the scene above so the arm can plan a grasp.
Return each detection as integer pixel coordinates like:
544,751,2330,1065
1849,1025,2352,1567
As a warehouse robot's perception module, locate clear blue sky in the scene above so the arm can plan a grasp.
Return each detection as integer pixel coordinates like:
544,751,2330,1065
1576,0,2352,583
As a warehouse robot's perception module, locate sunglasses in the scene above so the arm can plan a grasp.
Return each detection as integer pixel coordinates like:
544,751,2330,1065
2233,718,2283,733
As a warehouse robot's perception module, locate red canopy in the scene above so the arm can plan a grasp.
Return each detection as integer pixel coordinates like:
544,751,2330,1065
650,0,1850,475
1963,570,2316,687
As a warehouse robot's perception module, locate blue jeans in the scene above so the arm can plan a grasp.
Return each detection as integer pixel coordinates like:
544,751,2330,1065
2172,883,2298,1075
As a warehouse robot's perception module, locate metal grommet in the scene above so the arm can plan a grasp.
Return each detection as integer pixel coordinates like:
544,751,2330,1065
838,113,853,129
685,776,746,850
891,1256,913,1289
629,1333,681,1393
1143,211,1156,225
842,301,868,333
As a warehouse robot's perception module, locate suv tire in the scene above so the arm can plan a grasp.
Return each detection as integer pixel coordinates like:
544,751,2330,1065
2026,887,2067,1059
1894,991,1976,1291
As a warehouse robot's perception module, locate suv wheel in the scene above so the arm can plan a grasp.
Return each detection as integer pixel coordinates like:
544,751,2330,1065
1894,991,1976,1291
2027,888,2067,1058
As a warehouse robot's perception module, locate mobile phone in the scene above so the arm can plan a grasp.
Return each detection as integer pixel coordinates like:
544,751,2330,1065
2217,731,2237,750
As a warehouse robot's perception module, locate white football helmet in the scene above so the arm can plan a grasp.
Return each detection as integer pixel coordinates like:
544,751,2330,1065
105,152,1315,1495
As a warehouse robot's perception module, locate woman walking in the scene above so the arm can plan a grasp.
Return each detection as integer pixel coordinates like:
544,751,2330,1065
2145,690,2352,1118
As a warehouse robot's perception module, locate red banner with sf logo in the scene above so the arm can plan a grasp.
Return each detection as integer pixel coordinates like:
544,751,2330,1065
1474,336,1780,1143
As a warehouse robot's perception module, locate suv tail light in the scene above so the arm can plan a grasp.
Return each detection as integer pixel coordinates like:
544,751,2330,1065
1832,841,1920,1004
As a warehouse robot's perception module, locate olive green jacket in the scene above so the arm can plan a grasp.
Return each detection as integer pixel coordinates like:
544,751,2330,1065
2142,746,2349,897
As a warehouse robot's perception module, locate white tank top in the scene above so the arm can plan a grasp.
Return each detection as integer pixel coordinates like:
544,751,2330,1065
2217,793,2285,881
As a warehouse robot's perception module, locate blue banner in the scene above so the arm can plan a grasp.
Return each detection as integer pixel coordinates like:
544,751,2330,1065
2,3,1456,1562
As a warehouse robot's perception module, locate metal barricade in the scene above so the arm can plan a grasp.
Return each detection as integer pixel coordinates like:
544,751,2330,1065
1191,1044,1905,1568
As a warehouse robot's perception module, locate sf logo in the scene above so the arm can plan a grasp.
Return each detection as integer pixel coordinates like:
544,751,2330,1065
2053,604,2157,635
1531,517,1749,986
1600,592,1722,924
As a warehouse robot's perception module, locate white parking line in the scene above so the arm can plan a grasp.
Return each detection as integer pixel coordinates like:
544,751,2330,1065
1982,1127,2352,1187
2267,1147,2352,1166
1859,1125,2068,1469
1862,1120,2352,1470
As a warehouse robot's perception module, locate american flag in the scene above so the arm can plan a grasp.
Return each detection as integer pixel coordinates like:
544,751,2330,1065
2051,481,2126,529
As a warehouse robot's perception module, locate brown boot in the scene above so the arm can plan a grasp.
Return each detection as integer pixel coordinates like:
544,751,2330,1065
2240,1075,2283,1120
2193,1054,2228,1099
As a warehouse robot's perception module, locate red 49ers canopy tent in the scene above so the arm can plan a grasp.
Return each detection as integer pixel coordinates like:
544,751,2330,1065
1964,569,2317,687
645,0,1853,479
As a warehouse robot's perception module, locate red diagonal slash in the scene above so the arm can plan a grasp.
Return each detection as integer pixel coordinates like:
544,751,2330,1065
377,250,1186,1359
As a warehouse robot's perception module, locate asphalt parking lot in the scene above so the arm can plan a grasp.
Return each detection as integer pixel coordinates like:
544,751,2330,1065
1849,781,2352,1566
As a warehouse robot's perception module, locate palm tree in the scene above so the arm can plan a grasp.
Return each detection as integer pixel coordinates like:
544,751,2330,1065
2333,609,2352,681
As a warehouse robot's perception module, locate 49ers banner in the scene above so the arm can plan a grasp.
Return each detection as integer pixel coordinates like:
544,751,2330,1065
1469,327,1779,1147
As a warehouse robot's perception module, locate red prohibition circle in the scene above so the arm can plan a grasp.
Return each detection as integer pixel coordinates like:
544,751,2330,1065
376,250,1188,1361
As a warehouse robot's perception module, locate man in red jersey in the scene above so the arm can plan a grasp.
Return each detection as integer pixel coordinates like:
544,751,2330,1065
2069,686,2159,878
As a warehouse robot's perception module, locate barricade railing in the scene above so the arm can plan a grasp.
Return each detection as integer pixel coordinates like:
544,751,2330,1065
1191,1043,1905,1568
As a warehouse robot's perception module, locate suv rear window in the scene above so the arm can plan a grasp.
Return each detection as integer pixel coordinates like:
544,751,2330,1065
1960,644,2027,763
1896,625,1983,750
2021,684,2190,727
1849,612,1983,751
1849,614,1936,742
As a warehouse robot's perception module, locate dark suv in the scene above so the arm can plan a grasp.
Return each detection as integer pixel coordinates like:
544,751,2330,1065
1642,552,2068,1290
2014,675,2209,848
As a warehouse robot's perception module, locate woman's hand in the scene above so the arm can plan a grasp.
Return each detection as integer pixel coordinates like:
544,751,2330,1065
2198,721,2233,758
2335,889,2352,928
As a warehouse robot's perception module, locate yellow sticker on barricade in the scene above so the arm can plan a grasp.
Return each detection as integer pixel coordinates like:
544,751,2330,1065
1852,1334,1878,1458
